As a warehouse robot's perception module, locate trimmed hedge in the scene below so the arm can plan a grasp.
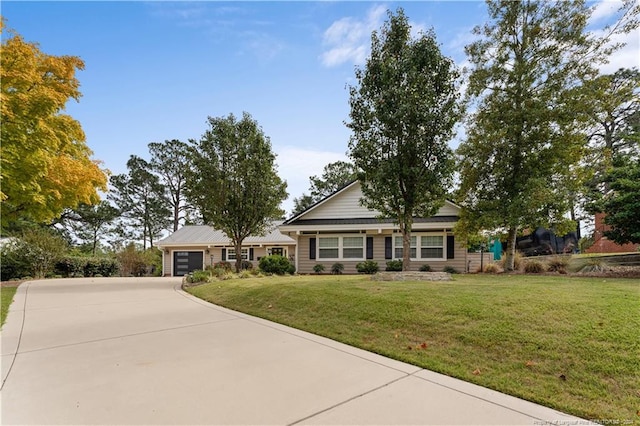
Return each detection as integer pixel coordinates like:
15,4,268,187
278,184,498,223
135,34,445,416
55,256,120,278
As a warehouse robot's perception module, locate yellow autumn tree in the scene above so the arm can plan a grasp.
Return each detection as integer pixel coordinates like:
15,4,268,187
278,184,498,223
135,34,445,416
1,18,107,227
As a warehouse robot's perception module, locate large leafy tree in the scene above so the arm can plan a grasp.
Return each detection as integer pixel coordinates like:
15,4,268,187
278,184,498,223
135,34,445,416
148,139,191,232
0,19,107,228
291,161,356,216
347,9,461,271
109,156,171,249
186,112,287,272
456,0,638,270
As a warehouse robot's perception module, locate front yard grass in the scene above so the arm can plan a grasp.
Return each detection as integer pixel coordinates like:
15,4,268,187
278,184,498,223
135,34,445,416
1,286,18,327
187,274,639,423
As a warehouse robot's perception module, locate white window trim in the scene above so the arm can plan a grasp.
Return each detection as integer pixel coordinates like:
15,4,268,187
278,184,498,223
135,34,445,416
317,235,366,261
393,232,446,261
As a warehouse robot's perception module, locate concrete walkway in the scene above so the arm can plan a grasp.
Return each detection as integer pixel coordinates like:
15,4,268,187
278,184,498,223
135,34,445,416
1,278,591,425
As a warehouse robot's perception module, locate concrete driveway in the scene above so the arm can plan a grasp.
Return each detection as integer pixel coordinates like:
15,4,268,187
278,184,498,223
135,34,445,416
1,277,589,425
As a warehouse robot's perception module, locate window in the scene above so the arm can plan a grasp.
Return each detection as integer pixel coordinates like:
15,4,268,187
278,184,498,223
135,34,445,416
318,237,339,259
317,236,365,260
227,248,248,260
394,234,445,260
343,237,364,259
394,236,416,259
421,235,444,258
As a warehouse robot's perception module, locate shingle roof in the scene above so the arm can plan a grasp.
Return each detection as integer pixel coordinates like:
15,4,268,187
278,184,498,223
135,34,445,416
157,221,295,246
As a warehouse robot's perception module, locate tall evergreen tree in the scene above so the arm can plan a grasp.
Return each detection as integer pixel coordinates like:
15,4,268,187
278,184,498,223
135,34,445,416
109,156,171,249
148,139,191,232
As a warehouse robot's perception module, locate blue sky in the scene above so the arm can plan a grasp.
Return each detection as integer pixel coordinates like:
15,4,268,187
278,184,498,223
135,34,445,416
2,1,637,216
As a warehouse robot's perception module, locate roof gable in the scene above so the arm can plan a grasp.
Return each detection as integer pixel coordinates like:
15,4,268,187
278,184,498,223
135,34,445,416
285,181,460,224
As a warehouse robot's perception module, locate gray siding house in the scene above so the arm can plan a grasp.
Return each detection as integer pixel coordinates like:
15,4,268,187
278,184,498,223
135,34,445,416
156,221,296,276
279,181,490,274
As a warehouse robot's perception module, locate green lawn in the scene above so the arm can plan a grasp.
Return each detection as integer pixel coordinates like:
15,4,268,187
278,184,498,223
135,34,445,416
1,286,18,328
188,274,640,423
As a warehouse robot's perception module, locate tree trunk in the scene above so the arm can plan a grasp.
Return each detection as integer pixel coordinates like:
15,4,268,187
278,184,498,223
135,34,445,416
504,226,518,271
92,229,98,256
173,194,180,232
400,215,413,271
234,239,243,273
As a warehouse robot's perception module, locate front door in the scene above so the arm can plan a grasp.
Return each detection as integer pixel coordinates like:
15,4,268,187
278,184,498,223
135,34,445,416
173,251,203,276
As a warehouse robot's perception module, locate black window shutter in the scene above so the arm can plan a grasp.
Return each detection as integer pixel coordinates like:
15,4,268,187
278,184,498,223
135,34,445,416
249,248,254,261
366,237,374,259
309,238,316,260
221,248,226,261
447,235,455,259
385,237,392,259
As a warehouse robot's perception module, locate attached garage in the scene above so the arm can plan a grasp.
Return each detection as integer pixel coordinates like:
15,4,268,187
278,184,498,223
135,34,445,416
156,222,296,276
173,251,203,276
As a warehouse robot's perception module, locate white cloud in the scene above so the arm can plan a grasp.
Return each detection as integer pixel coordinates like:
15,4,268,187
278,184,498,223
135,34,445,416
600,28,640,73
589,0,626,24
275,146,349,215
320,4,387,67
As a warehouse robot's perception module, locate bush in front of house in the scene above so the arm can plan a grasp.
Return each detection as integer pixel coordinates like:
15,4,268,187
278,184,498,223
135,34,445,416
443,266,458,274
331,263,344,274
259,255,295,275
185,270,211,284
213,261,233,272
313,264,325,274
419,264,432,272
385,260,403,271
356,260,379,274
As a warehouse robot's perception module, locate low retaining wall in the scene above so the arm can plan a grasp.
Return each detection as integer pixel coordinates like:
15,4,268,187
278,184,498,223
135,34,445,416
371,272,453,281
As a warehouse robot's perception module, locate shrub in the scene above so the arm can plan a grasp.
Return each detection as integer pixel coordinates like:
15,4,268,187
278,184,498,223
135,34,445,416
259,255,295,275
240,260,253,270
115,244,148,276
483,263,502,273
385,260,403,271
524,260,546,274
419,264,432,272
579,258,610,273
443,266,458,274
313,264,325,274
213,261,233,272
331,263,344,274
186,270,210,284
356,260,379,274
546,256,569,274
1,229,68,280
209,267,229,279
55,256,119,278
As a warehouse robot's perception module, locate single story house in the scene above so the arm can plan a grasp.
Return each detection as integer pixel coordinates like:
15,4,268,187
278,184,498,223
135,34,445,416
279,181,491,274
156,221,296,276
